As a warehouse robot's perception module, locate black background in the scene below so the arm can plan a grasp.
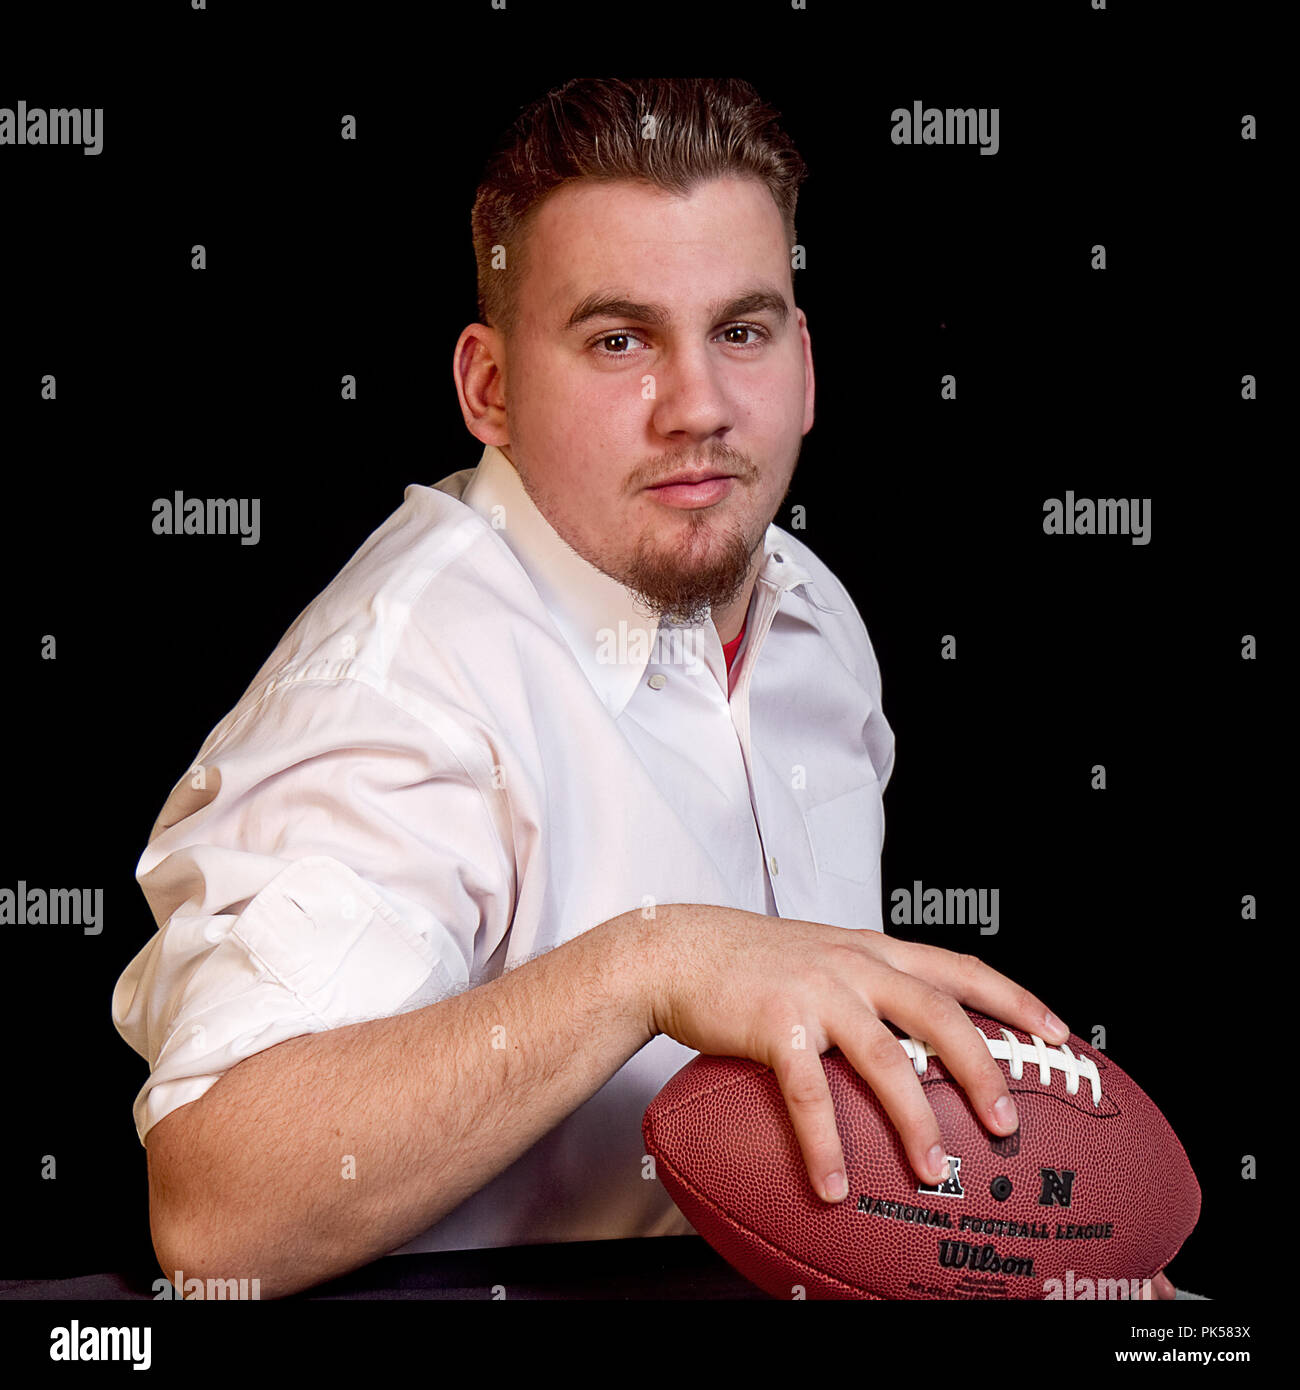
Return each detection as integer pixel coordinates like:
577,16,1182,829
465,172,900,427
0,0,1278,1335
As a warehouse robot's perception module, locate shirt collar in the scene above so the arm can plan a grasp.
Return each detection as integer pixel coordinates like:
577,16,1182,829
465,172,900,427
458,444,818,716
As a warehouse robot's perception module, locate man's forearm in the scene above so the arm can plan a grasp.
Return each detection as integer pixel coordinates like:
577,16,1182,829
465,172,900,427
150,905,662,1297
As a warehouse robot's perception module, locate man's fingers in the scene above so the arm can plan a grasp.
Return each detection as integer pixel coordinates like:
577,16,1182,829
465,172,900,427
764,935,1077,1203
768,1046,849,1203
865,974,1024,1143
833,1014,951,1189
884,938,1070,1046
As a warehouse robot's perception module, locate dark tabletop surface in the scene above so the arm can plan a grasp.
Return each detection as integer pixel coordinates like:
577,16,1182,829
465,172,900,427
0,1235,769,1300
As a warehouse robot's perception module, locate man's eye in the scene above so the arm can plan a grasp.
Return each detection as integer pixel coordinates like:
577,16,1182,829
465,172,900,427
589,324,768,357
594,332,644,355
719,324,767,346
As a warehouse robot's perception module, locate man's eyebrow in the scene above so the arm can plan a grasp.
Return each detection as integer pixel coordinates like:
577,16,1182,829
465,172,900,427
563,286,790,332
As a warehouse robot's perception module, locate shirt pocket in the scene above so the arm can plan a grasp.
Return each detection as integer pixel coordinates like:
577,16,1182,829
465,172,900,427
802,781,884,886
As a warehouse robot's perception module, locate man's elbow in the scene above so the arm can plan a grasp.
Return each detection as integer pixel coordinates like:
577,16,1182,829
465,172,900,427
148,1192,307,1302
146,1106,231,1296
145,1103,347,1301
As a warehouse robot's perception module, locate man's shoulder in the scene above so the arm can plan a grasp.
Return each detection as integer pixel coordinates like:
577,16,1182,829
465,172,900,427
244,471,548,701
322,477,527,618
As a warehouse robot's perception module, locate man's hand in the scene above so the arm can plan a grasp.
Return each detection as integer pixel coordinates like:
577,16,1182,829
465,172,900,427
647,909,1069,1202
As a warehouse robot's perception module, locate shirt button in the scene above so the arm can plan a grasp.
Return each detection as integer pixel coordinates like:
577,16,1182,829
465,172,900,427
647,673,667,690
769,854,779,876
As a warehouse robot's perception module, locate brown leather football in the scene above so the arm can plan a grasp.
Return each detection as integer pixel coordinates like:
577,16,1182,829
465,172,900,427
643,1009,1200,1299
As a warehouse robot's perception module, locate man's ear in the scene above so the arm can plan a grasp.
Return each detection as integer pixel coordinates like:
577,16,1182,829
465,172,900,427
797,307,815,437
453,323,510,447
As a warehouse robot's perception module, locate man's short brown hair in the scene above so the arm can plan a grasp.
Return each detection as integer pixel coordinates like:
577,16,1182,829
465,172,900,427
471,77,808,335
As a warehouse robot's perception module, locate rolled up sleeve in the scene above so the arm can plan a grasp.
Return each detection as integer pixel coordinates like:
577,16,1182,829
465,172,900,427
111,672,512,1146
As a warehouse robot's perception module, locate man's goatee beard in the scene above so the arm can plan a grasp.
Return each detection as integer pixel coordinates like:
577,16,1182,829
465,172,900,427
622,513,757,627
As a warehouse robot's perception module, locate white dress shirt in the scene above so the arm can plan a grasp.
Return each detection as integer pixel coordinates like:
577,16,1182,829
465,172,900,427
112,443,895,1253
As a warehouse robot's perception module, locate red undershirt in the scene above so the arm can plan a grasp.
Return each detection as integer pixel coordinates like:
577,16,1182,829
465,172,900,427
721,617,747,677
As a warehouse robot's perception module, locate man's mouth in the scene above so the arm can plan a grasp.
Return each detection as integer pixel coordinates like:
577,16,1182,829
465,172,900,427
644,473,737,509
649,469,733,488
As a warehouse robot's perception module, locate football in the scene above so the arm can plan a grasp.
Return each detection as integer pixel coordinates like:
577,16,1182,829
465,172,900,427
643,1009,1200,1299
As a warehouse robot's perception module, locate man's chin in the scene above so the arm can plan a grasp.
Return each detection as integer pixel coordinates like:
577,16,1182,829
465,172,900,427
619,507,761,622
628,570,750,627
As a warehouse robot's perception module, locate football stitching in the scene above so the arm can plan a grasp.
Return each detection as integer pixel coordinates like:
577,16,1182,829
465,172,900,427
647,1066,767,1122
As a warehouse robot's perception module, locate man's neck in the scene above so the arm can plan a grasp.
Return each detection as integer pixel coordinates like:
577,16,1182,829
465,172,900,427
711,563,760,646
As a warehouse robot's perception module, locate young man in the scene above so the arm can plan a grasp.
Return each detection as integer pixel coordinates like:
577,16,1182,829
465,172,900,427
112,77,1181,1299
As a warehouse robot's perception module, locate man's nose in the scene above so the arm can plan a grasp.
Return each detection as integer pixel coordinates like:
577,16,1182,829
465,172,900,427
648,343,736,442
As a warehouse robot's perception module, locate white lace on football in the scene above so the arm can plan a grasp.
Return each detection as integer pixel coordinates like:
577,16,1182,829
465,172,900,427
896,1028,1102,1106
